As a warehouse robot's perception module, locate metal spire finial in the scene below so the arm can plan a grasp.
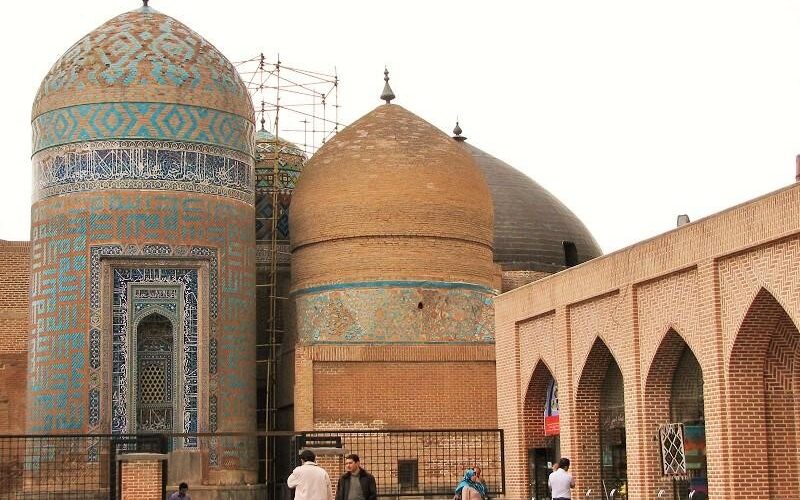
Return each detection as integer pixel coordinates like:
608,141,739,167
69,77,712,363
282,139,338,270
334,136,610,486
381,67,395,104
143,0,149,6
453,120,466,141
260,101,266,131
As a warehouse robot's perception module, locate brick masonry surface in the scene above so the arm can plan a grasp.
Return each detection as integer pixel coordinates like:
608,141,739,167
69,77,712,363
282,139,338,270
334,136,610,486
0,241,30,433
293,345,497,431
495,182,800,500
121,456,164,500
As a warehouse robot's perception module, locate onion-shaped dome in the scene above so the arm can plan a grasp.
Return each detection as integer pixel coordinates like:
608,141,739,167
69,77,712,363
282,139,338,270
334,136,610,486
255,128,306,241
32,4,254,160
460,141,602,273
290,104,495,291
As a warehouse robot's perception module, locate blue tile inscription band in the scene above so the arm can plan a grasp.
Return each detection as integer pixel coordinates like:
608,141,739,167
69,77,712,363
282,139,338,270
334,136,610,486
33,140,253,202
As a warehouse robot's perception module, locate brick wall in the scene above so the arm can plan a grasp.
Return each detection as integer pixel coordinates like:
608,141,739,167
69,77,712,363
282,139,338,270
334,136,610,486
0,241,30,354
120,455,164,500
495,182,800,499
297,345,497,430
0,241,30,434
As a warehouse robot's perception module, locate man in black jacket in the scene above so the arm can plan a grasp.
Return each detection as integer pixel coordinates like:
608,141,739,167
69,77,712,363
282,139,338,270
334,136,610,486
335,454,377,500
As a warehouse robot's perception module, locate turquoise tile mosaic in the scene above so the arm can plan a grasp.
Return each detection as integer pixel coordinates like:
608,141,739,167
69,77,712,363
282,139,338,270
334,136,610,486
32,103,255,156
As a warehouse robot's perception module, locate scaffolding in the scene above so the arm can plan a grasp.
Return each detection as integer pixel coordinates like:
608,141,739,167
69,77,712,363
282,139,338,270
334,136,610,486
235,54,341,495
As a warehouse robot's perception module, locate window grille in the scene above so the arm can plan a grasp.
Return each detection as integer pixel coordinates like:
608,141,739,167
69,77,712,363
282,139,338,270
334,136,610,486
659,423,687,475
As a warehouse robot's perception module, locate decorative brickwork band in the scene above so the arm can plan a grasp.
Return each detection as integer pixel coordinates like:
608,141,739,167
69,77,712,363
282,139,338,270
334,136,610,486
32,103,255,156
33,140,254,202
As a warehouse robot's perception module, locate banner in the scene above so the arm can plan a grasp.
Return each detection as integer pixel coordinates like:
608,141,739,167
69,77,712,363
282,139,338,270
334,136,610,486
544,379,560,436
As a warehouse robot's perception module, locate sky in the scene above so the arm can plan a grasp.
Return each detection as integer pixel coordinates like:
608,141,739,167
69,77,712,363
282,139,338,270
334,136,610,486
1,0,799,253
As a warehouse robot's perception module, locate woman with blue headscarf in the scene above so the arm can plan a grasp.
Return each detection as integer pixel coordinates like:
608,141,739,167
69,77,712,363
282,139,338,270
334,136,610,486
454,468,487,500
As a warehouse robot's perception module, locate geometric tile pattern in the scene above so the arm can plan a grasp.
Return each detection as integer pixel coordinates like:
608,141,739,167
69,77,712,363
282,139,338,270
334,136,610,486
295,281,495,344
33,7,252,121
33,140,253,203
33,103,255,156
255,196,290,241
112,267,198,443
254,129,305,241
87,243,219,448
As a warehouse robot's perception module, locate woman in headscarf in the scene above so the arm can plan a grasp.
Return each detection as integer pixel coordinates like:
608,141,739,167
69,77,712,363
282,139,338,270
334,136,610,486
454,468,487,500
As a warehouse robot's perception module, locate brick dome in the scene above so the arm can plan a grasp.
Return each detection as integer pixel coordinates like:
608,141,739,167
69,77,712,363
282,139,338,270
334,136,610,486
461,141,602,272
290,104,495,291
32,5,254,156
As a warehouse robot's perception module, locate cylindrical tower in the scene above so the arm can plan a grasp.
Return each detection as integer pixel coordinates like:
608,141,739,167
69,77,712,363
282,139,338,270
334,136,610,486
289,101,498,430
28,3,257,485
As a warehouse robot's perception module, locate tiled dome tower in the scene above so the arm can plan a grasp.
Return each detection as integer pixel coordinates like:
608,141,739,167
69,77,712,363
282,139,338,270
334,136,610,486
254,128,306,245
29,3,257,485
288,89,498,430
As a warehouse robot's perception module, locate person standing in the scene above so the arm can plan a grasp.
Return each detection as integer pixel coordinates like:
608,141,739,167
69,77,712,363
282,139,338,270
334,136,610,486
169,482,191,500
548,458,575,500
335,454,377,500
454,469,486,500
288,450,333,500
472,466,489,499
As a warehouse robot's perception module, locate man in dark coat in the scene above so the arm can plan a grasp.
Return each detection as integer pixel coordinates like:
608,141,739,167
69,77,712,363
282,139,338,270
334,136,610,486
335,454,377,500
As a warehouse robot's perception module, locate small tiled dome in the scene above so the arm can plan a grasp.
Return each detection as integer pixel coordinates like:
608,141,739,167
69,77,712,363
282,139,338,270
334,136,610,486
255,128,306,241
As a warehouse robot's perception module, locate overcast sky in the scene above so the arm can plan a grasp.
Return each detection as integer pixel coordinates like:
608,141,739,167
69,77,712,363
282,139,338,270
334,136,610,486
2,1,799,253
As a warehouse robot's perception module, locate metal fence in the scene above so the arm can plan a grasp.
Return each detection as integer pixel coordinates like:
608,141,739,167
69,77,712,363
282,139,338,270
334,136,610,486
0,429,504,499
294,429,505,498
0,433,166,500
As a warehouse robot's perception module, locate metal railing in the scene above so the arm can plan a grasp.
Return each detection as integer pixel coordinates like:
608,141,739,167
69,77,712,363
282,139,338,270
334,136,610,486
0,429,505,499
294,429,505,497
0,433,166,500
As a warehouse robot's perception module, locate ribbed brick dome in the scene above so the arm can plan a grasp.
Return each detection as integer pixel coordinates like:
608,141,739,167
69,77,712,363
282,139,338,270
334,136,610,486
462,142,602,272
290,104,495,290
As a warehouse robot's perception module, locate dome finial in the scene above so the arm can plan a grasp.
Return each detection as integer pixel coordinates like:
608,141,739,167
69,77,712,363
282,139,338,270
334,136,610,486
453,119,466,142
142,0,149,6
260,100,267,132
381,67,396,104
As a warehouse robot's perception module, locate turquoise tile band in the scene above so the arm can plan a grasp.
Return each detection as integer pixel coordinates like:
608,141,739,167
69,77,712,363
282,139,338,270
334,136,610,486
32,102,255,156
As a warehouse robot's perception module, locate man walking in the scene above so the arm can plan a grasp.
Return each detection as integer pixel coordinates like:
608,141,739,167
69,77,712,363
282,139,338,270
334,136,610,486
335,454,377,500
548,458,574,500
288,450,333,500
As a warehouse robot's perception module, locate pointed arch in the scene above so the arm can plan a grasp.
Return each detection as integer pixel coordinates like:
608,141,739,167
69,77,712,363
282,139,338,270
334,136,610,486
133,311,178,434
643,328,706,497
728,287,800,498
522,359,560,500
574,337,627,498
522,359,558,448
